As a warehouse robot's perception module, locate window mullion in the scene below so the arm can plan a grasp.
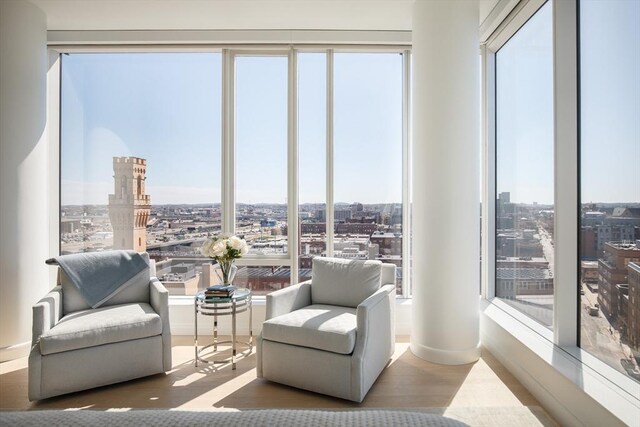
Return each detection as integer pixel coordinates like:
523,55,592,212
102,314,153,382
289,48,299,283
552,0,579,347
326,49,334,257
222,49,235,234
482,44,497,299
402,49,411,298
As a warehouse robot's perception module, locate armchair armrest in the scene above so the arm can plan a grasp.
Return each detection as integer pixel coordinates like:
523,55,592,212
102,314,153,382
351,284,395,401
355,284,396,349
150,278,172,371
265,280,312,321
150,278,170,329
32,286,63,346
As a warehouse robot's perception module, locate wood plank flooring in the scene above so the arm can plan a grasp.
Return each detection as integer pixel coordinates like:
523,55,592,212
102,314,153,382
0,336,554,424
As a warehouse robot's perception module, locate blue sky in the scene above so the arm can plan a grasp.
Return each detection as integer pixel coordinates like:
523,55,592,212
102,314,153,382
62,0,638,207
579,0,639,205
235,55,288,206
496,0,639,205
62,53,222,205
61,52,402,205
496,1,554,205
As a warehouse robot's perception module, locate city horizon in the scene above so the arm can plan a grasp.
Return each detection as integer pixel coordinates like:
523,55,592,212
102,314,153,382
60,201,405,208
60,201,640,208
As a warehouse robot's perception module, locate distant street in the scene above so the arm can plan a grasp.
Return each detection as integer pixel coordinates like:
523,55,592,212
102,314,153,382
580,282,637,377
535,222,639,379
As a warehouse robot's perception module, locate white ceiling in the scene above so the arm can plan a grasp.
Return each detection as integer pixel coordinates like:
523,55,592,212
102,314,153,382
28,0,414,31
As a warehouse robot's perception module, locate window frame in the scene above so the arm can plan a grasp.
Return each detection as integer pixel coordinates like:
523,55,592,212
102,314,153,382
491,0,557,332
225,49,294,275
50,44,412,298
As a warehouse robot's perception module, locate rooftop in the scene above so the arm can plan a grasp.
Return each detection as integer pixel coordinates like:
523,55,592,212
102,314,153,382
604,241,640,251
496,268,552,281
581,261,599,268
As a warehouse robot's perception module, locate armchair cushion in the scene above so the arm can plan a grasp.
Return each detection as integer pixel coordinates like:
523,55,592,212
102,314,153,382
262,304,357,355
311,258,382,308
38,302,161,356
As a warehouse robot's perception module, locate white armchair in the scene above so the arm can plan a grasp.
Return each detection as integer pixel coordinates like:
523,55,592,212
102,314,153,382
257,257,396,402
28,253,172,401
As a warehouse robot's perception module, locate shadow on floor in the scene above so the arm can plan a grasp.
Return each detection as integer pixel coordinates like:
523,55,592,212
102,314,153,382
2,341,478,411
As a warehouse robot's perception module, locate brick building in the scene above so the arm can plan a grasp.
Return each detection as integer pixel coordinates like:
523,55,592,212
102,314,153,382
597,242,640,322
370,231,402,256
626,262,640,351
581,227,597,259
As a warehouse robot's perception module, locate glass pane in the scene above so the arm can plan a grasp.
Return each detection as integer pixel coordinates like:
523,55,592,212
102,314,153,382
579,0,640,382
298,53,327,281
158,259,217,296
233,265,290,296
495,2,554,327
60,53,222,296
334,53,404,294
235,56,288,255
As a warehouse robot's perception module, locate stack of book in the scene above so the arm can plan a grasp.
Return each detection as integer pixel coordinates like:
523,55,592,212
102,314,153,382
205,284,237,299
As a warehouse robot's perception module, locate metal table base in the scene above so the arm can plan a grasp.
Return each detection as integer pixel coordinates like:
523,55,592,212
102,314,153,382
194,290,252,370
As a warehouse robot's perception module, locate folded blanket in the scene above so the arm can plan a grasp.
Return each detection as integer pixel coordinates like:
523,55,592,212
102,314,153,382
46,250,149,308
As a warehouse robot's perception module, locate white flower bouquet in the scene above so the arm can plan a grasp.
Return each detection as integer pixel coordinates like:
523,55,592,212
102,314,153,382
200,234,249,284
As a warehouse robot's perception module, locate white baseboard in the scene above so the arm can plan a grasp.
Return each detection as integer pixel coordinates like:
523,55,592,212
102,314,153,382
0,341,30,362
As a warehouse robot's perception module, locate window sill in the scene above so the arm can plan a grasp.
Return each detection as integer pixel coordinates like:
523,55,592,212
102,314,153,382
481,297,640,426
488,297,553,342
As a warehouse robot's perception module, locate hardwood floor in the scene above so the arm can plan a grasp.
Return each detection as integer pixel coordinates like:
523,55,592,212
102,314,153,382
0,336,554,424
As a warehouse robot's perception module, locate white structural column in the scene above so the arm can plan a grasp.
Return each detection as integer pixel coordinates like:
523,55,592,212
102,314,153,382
0,0,50,361
411,0,480,365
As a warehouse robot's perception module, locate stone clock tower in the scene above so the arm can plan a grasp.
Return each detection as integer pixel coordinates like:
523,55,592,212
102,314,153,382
108,157,151,252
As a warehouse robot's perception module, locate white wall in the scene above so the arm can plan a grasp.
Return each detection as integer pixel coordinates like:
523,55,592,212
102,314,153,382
30,0,412,31
0,0,50,361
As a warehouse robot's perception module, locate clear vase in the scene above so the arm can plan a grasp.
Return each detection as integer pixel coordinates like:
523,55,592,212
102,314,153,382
213,262,237,285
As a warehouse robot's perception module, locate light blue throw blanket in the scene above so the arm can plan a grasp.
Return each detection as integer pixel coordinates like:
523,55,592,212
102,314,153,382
46,250,149,308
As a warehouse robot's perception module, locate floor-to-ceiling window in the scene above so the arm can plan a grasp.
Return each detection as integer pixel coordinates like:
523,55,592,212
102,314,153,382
233,55,291,295
61,53,222,296
235,55,289,257
579,0,640,383
59,47,410,297
485,0,640,419
297,52,327,282
334,53,404,292
494,2,554,327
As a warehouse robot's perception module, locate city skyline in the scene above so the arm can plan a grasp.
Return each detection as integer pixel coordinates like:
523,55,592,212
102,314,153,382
60,197,640,208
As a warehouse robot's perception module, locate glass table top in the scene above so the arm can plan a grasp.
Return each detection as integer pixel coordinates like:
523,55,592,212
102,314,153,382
195,288,251,302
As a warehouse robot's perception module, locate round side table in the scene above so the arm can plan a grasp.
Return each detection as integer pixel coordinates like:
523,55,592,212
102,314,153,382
194,288,252,369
